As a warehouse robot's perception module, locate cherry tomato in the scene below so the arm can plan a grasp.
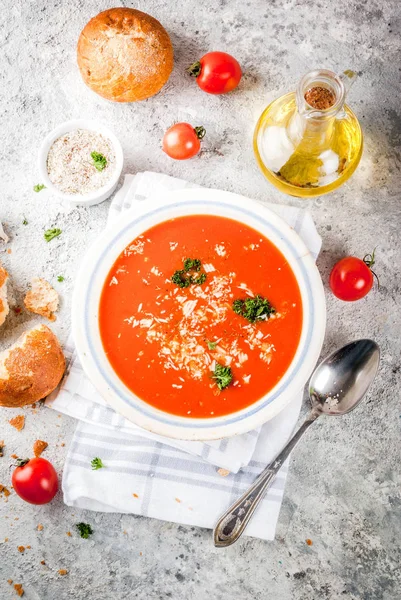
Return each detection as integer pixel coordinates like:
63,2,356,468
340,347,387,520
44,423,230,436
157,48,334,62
188,51,242,95
162,123,206,160
329,251,377,301
12,458,58,505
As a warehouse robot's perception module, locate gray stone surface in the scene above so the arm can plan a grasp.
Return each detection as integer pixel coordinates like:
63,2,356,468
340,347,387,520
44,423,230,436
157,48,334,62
1,0,400,598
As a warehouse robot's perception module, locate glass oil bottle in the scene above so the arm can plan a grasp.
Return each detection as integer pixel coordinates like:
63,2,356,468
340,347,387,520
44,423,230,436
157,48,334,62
253,69,363,197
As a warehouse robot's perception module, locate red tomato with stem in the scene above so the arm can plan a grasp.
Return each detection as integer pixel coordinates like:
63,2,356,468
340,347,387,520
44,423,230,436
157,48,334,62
188,51,242,94
12,458,59,505
162,123,206,160
329,250,378,301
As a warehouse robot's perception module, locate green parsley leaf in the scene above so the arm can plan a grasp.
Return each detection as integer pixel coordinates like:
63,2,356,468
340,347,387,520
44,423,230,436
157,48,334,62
44,228,62,242
212,363,233,391
57,275,65,282
22,217,28,225
232,295,275,323
33,184,46,192
76,522,93,539
183,258,201,272
91,151,107,172
91,457,105,470
206,340,217,350
172,258,206,288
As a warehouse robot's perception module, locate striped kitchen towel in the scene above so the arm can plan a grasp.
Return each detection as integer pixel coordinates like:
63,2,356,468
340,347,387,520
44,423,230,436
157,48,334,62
47,171,321,540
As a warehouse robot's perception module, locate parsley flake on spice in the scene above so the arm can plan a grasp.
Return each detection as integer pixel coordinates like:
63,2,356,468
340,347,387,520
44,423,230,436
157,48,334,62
44,228,62,242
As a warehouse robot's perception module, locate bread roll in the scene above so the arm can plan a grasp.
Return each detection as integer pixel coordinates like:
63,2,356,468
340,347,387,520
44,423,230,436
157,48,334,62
0,264,9,327
77,8,174,102
0,325,65,408
24,278,59,321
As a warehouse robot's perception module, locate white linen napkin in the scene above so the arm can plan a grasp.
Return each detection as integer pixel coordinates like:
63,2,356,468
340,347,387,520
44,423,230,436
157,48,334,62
47,171,321,540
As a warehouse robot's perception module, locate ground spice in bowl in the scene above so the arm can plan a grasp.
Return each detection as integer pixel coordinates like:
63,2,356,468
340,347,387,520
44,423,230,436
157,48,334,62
304,86,335,110
46,129,116,195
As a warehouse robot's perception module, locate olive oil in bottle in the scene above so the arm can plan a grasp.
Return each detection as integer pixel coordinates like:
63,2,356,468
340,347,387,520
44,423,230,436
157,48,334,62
254,69,363,197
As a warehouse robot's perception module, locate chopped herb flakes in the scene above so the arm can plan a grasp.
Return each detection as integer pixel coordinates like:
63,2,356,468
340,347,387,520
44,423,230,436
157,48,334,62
213,363,233,391
76,522,93,539
91,151,107,172
22,217,28,225
33,184,46,192
44,228,62,242
206,340,217,350
57,275,65,282
233,295,275,323
91,457,105,470
172,257,207,288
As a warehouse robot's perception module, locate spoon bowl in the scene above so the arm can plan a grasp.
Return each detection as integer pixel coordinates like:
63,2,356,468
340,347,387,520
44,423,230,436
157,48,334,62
309,339,380,416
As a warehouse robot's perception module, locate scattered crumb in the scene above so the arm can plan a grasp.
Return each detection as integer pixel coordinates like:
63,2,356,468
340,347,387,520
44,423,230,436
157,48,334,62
123,530,127,535
139,552,143,556
0,440,4,457
26,545,31,549
9,416,25,431
60,443,65,447
40,560,46,565
13,306,22,315
33,440,48,457
132,493,139,498
7,579,13,585
217,468,230,477
5,537,9,542
175,498,181,503
0,484,11,498
24,277,59,321
14,583,24,597
15,517,19,520
66,531,71,537
7,248,11,255
18,545,25,553
306,538,313,546
188,506,193,511
58,569,68,576
37,524,43,531
11,453,19,459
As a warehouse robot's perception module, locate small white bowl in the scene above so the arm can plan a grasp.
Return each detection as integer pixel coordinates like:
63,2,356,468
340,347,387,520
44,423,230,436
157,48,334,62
72,188,326,441
38,119,124,206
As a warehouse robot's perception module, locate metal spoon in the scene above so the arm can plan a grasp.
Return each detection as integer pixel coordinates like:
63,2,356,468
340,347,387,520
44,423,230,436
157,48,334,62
213,339,380,548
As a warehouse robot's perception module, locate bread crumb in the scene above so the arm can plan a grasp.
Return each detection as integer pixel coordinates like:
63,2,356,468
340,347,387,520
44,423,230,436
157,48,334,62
123,530,127,535
11,453,19,459
14,583,24,597
60,442,65,447
7,248,12,255
306,538,313,546
7,579,13,584
58,569,68,576
40,560,46,565
0,440,4,457
33,440,48,457
18,545,25,553
132,493,139,498
139,551,143,556
9,415,25,431
0,484,11,498
175,497,181,503
5,537,9,542
37,524,43,531
26,545,31,549
217,468,230,477
66,531,71,537
24,278,59,321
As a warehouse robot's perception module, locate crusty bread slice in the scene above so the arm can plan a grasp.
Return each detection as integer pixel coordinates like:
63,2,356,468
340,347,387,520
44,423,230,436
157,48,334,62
24,278,59,321
0,263,9,327
0,324,65,407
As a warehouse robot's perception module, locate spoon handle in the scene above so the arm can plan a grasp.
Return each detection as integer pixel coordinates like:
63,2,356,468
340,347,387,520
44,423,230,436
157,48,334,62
213,414,319,548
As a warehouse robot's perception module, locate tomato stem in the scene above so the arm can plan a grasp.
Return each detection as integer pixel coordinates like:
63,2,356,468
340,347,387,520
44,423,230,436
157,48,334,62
194,126,206,140
363,248,380,289
187,61,202,78
15,458,30,467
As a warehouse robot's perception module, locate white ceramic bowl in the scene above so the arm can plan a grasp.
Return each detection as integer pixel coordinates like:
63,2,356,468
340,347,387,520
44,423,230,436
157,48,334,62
38,119,124,206
72,188,326,440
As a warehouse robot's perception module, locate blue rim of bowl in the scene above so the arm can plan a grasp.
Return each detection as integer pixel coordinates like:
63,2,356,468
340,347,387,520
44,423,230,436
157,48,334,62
83,199,315,429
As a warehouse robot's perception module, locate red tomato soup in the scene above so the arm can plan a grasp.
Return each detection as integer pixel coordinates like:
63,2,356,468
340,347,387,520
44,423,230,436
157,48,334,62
99,215,303,418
